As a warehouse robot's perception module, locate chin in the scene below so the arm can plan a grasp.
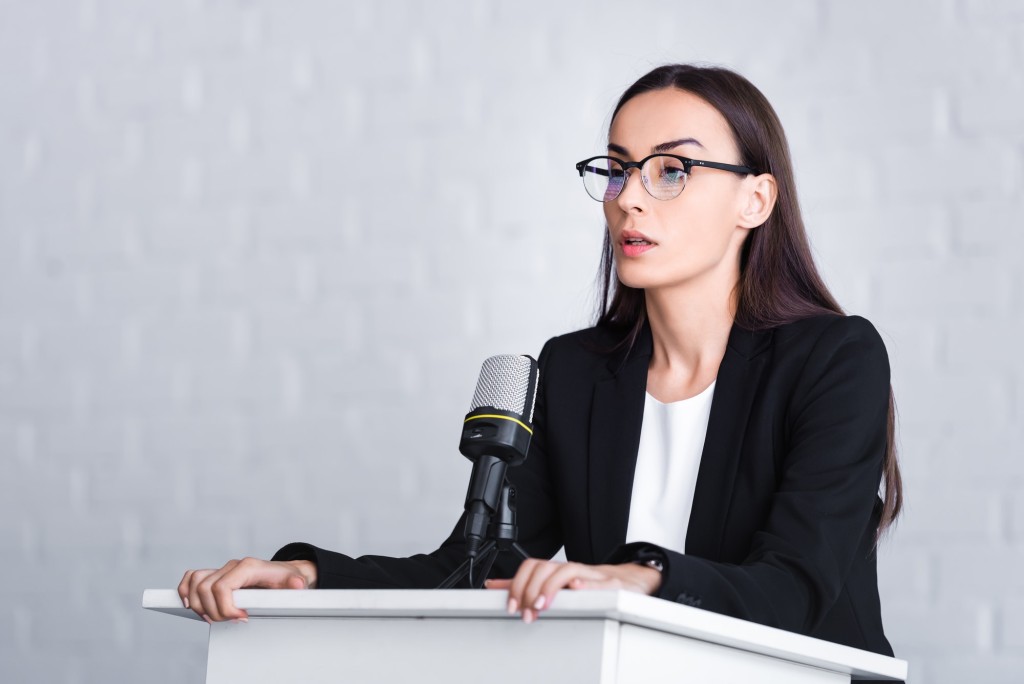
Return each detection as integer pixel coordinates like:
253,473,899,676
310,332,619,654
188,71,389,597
615,254,726,294
615,263,675,291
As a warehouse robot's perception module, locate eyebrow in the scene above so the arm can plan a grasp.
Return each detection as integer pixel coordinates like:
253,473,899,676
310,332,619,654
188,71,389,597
607,137,705,157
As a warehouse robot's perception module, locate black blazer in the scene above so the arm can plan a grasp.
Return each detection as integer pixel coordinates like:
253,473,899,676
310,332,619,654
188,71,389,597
275,313,896,662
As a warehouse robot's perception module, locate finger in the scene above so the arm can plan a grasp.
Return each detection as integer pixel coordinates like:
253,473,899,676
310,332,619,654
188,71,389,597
178,570,194,609
186,569,216,619
210,559,258,621
222,557,302,609
484,578,512,590
192,566,225,621
520,562,565,618
506,558,541,614
282,559,317,590
195,561,239,622
213,558,276,621
514,560,560,618
211,557,308,620
535,562,594,611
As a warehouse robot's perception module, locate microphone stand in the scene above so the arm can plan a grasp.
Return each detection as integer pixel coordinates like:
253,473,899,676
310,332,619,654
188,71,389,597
438,478,529,589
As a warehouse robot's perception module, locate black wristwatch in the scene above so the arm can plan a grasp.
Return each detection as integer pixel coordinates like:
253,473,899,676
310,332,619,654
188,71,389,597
635,558,664,573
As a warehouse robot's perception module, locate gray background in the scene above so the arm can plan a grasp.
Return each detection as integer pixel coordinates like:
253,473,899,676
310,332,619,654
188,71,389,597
1,1,1022,682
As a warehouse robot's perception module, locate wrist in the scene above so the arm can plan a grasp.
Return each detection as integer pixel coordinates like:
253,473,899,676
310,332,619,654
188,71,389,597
621,543,668,596
630,565,663,593
628,561,663,594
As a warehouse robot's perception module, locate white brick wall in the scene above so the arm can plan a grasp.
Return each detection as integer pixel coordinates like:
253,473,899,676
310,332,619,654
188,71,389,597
1,1,1021,681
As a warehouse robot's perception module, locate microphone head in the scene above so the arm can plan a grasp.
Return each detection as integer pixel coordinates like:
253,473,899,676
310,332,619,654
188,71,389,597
470,354,539,423
460,354,539,465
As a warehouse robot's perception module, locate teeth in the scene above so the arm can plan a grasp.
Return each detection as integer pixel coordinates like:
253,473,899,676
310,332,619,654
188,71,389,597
626,238,650,245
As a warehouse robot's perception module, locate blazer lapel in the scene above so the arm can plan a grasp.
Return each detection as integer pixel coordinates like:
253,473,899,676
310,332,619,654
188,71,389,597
585,321,773,563
587,325,652,562
685,324,773,559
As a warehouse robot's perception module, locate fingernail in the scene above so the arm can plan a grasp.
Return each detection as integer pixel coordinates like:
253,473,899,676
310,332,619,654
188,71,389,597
182,597,190,609
238,617,248,623
523,609,534,624
507,598,518,615
533,595,546,610
202,614,212,624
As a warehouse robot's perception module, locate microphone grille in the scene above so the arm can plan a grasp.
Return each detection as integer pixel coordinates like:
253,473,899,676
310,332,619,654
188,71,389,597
470,354,538,420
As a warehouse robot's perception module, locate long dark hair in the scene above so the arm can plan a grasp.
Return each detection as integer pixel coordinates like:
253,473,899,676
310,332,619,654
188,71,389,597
595,64,902,536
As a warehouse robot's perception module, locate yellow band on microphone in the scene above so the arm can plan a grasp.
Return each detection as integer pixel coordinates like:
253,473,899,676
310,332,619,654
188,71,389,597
463,413,534,435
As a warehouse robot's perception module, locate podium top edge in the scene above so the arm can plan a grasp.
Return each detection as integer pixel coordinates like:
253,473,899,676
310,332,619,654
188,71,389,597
142,588,907,681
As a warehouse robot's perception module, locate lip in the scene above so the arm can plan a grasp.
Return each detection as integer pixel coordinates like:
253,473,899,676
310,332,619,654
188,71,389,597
618,229,658,257
620,229,657,245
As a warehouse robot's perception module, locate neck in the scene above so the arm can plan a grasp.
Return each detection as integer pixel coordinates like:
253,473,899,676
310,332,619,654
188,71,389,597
643,269,737,400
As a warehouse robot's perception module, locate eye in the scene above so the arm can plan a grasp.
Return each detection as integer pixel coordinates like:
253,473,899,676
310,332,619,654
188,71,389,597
660,165,686,183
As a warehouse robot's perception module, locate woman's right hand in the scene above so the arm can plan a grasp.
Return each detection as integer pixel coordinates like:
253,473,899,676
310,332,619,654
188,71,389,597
177,558,318,623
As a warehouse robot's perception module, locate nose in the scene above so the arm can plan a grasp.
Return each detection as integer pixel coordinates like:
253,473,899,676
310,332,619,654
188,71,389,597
614,166,649,212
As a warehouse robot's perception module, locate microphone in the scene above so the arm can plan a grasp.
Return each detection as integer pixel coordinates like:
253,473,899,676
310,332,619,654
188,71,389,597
460,354,539,560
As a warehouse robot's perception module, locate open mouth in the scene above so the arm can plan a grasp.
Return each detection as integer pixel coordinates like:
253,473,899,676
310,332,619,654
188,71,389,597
620,233,657,256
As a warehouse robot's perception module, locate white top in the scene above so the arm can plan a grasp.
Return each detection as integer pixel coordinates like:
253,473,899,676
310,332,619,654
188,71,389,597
624,381,716,554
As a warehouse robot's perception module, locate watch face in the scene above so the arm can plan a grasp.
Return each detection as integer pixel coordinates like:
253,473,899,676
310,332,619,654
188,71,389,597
638,558,663,572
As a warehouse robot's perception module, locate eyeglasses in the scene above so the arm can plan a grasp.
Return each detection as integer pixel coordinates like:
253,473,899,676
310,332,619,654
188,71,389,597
574,153,758,202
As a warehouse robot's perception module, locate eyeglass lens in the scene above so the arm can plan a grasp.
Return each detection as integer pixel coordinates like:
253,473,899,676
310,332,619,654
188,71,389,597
581,156,688,202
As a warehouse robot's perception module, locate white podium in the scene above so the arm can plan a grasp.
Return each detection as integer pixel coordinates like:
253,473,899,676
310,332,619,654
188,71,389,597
143,589,906,683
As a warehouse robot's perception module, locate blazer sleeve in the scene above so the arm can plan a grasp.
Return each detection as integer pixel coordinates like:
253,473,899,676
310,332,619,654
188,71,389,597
272,340,565,588
606,316,890,634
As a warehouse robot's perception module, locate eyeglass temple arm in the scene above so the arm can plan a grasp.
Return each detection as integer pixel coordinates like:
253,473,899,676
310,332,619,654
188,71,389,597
576,164,619,178
689,159,756,174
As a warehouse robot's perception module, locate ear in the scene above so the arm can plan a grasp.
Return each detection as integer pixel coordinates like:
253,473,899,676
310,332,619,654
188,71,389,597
737,173,778,229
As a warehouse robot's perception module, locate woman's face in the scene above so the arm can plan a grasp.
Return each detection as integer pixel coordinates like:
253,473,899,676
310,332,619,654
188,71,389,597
604,88,756,294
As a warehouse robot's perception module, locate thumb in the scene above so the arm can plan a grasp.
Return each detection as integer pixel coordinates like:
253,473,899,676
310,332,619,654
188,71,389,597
285,574,307,589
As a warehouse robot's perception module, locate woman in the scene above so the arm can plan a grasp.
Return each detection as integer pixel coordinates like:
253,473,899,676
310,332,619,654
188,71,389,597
178,64,902,661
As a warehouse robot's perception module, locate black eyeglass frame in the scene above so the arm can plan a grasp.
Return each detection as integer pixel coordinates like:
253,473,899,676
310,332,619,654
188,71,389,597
574,153,759,201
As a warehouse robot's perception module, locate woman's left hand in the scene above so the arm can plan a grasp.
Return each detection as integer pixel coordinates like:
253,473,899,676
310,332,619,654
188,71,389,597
484,559,662,623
